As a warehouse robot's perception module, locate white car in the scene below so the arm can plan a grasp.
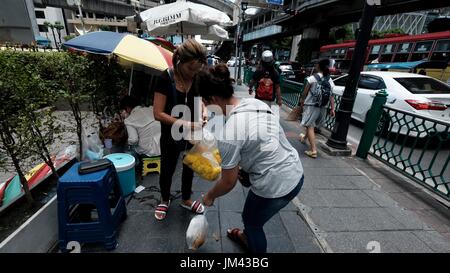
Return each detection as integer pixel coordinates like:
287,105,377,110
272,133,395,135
227,57,244,67
332,71,450,136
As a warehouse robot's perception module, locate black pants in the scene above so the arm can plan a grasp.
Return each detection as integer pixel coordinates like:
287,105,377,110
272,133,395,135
159,136,193,202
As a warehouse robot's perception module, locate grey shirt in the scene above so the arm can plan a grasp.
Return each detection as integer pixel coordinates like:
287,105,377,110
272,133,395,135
217,98,304,198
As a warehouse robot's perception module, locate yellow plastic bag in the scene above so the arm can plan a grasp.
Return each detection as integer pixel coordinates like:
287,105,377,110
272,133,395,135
183,129,222,181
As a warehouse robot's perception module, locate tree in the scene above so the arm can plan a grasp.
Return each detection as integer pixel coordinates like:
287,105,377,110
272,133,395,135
51,53,95,159
99,25,111,31
64,35,76,42
54,21,65,46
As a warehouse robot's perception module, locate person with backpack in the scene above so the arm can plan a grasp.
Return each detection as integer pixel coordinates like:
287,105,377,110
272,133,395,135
248,50,282,107
299,59,336,158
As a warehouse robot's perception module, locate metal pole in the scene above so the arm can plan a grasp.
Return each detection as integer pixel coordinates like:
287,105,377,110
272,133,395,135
326,1,378,150
234,15,241,82
237,11,244,85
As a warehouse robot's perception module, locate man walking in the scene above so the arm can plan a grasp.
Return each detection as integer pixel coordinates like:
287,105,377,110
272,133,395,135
248,50,282,107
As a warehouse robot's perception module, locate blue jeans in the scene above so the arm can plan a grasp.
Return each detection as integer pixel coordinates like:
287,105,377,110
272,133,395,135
242,176,304,253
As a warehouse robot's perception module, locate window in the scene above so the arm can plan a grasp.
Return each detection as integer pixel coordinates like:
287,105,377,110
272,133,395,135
380,44,396,62
334,75,348,86
358,76,386,90
368,45,381,62
431,39,450,62
395,77,450,94
414,41,433,52
35,10,45,19
397,43,412,53
38,24,47,32
393,42,412,62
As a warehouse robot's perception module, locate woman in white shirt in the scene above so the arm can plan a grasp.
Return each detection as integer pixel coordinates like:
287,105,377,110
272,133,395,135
199,64,304,253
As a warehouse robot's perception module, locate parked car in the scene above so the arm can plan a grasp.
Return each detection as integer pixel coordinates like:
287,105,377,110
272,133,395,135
332,71,450,136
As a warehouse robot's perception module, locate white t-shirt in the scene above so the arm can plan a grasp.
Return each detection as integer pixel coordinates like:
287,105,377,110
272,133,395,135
124,106,161,156
217,98,304,199
304,73,335,106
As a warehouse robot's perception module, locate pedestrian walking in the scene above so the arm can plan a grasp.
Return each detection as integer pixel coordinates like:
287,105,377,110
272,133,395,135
299,59,336,158
199,64,304,253
153,39,208,220
248,50,282,107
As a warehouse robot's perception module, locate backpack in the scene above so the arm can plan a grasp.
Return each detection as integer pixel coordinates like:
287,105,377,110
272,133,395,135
256,74,274,101
311,74,332,107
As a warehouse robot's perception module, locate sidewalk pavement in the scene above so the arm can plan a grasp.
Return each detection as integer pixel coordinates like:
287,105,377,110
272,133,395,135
88,83,450,253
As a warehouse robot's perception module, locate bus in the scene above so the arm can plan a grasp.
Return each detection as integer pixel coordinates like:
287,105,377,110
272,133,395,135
320,31,450,82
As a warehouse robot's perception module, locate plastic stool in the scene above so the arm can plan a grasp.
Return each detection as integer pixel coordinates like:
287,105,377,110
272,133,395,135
142,156,161,176
57,162,127,251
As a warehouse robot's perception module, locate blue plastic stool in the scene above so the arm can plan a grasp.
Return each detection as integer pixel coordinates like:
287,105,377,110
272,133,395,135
57,162,127,251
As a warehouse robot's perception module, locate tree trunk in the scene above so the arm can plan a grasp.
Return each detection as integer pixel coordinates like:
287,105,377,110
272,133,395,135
11,156,34,205
50,28,58,51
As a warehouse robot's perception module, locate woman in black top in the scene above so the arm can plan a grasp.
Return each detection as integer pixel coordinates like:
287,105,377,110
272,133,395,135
153,39,207,220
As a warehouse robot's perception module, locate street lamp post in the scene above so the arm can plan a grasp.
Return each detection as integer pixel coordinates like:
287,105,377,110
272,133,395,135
326,1,379,150
236,2,248,85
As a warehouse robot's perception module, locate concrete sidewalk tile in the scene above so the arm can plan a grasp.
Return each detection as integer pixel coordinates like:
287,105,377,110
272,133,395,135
318,189,380,208
414,209,450,233
412,231,450,252
266,235,296,253
348,176,379,189
281,200,298,211
219,211,244,234
218,186,246,211
363,189,400,208
309,208,408,232
280,211,323,253
192,178,215,192
383,207,433,231
386,192,435,211
114,236,181,253
306,167,361,177
297,188,328,208
300,158,353,169
321,231,434,253
372,178,420,193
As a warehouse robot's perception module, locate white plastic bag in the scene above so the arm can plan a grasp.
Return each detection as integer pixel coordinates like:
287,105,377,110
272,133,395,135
186,212,209,251
183,129,222,181
81,130,104,161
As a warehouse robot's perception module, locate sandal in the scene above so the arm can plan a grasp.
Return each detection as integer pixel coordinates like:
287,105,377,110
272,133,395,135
180,200,205,214
227,228,249,252
155,201,170,221
305,150,318,159
299,133,307,144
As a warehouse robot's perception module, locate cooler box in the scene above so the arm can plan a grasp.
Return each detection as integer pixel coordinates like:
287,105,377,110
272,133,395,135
104,153,136,196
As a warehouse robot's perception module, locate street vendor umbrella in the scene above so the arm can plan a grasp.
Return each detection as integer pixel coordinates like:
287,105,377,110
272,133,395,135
63,31,173,94
63,31,173,72
139,0,232,37
143,36,176,52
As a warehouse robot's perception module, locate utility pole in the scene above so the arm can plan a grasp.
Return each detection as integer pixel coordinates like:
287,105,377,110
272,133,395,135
233,7,241,82
326,0,380,150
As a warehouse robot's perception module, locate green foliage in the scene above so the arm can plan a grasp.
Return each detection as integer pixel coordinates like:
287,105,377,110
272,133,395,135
99,25,111,31
63,35,76,42
0,50,128,186
371,28,405,39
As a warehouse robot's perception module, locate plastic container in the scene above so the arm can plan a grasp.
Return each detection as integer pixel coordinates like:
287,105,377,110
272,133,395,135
104,153,136,196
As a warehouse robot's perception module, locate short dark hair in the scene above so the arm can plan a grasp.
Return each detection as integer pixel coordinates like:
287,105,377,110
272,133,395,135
120,96,139,110
196,64,234,102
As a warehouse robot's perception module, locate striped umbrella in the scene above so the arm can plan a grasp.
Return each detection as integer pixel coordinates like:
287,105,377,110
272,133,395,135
63,31,173,72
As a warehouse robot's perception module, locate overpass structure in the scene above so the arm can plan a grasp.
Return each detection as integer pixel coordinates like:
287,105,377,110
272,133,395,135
34,0,234,18
238,0,450,62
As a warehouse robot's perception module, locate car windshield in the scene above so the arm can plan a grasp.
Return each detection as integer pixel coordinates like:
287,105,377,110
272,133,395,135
394,77,450,94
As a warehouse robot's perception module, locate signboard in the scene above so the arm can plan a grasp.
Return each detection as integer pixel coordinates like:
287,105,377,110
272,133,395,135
266,0,284,5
